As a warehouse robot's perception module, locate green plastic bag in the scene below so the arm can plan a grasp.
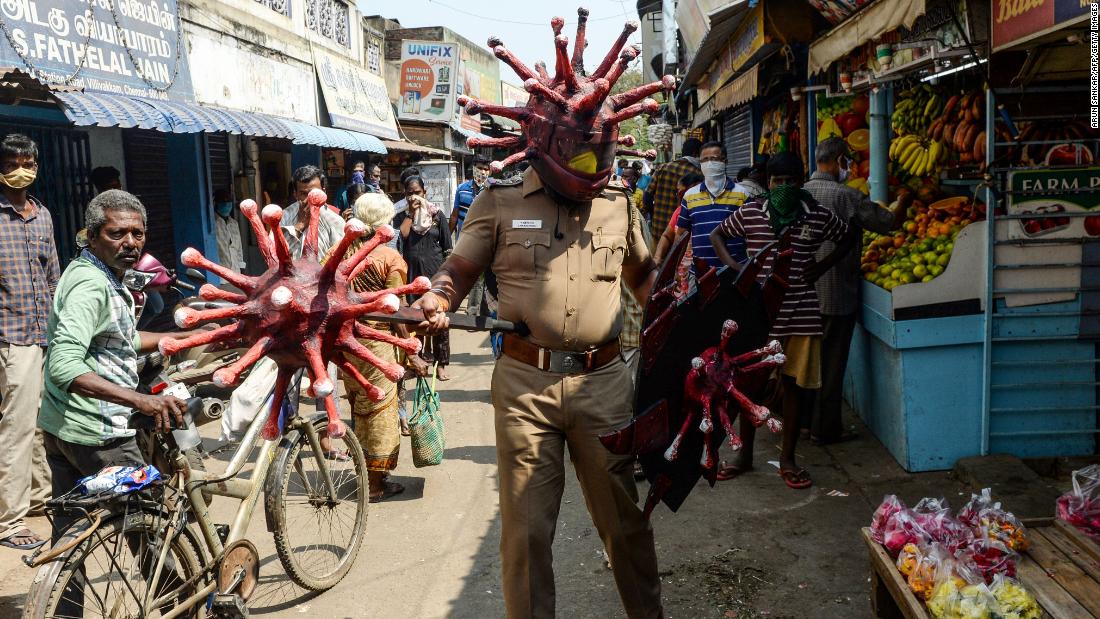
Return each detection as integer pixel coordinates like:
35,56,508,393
409,367,444,467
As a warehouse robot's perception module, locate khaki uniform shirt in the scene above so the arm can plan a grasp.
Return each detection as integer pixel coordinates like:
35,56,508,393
453,170,650,352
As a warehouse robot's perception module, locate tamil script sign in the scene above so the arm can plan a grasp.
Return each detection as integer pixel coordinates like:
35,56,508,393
991,0,1090,51
313,47,399,140
397,40,458,124
0,0,193,101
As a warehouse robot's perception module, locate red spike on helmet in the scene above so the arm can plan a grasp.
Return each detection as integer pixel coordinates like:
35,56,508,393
466,8,675,201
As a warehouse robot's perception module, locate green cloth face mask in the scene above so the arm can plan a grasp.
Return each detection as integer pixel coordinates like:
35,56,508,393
765,183,804,231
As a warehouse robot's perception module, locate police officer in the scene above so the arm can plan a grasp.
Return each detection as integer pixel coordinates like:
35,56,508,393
413,166,663,618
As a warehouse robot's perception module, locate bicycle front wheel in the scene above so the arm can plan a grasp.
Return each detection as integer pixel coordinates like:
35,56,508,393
265,415,368,591
24,510,204,619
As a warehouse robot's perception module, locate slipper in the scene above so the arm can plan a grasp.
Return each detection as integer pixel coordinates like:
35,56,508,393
369,481,405,503
0,528,46,550
811,430,860,446
323,449,350,462
716,461,753,481
778,468,813,490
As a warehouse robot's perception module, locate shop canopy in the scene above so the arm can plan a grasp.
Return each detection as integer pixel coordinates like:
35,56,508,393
808,0,927,75
680,1,753,91
380,140,450,157
52,91,386,154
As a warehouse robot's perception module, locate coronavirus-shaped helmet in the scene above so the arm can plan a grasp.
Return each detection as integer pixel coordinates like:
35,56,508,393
457,8,675,201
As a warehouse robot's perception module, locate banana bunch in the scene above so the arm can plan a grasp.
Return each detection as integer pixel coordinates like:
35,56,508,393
891,85,943,137
890,135,947,178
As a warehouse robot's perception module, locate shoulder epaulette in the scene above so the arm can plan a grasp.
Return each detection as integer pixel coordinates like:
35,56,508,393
487,176,523,188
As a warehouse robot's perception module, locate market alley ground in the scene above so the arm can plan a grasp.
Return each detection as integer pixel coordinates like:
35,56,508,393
0,329,972,618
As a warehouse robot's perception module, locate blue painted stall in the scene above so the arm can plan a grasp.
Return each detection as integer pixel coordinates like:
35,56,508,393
845,280,1097,471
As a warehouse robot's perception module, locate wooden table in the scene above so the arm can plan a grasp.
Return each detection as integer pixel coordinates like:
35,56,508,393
863,519,1100,619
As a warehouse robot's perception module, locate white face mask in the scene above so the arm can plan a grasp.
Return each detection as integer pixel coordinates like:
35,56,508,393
701,161,725,193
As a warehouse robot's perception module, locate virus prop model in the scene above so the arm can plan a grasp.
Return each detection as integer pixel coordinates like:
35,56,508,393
159,189,429,440
600,234,796,517
458,7,676,201
664,320,785,470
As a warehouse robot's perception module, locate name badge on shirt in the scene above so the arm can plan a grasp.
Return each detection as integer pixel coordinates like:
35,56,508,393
512,219,542,229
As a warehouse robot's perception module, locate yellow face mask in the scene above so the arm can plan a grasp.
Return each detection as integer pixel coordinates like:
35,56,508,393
567,150,598,175
0,166,36,190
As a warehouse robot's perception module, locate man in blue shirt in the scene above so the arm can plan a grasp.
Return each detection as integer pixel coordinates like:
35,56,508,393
676,142,749,269
451,157,490,239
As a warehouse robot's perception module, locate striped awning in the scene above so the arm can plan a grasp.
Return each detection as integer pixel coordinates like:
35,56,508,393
53,91,386,153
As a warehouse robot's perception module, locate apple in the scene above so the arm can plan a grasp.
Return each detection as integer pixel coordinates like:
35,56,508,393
1046,143,1094,166
852,94,870,117
836,111,866,136
1084,214,1100,236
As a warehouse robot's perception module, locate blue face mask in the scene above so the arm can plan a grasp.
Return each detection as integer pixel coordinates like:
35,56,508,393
215,201,234,218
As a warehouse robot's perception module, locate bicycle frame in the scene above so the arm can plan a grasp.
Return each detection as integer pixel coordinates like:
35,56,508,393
154,376,342,619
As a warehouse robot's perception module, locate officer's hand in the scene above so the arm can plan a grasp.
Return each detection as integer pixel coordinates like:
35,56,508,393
407,354,430,377
411,292,449,333
134,394,188,433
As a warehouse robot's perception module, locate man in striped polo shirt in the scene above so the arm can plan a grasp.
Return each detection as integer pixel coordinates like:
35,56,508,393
709,152,856,490
676,142,749,270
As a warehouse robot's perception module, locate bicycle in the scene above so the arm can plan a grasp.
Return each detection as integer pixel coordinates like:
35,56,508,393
22,370,369,619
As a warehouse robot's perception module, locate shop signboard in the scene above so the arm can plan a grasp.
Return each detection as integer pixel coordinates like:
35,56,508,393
398,40,458,124
417,160,458,217
1007,167,1100,240
0,0,193,101
992,0,1089,52
497,81,527,130
704,3,763,95
805,0,873,25
313,47,399,140
187,29,315,123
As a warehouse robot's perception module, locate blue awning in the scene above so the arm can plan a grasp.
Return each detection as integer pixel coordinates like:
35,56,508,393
53,91,386,154
281,120,387,154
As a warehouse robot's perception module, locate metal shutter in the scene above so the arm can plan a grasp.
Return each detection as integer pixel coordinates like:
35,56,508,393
123,130,176,267
0,123,93,264
207,133,231,196
723,105,753,177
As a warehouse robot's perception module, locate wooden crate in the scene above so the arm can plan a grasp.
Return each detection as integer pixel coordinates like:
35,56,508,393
863,519,1100,619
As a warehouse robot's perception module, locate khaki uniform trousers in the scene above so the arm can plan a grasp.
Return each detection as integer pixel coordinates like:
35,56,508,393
492,354,662,619
0,343,51,540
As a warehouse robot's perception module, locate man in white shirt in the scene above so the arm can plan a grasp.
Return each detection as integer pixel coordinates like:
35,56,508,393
212,188,245,273
279,165,346,258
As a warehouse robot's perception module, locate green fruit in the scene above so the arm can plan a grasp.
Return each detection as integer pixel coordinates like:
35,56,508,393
878,264,892,276
913,265,928,277
891,269,902,280
900,273,916,284
945,242,954,253
936,254,950,267
896,247,909,258
922,275,935,283
923,251,937,263
911,254,925,265
883,279,899,291
929,265,944,276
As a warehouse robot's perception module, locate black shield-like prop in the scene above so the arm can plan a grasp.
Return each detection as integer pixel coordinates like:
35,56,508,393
600,233,793,516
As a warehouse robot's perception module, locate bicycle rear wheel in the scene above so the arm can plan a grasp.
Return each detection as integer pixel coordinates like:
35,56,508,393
24,510,204,619
265,415,368,591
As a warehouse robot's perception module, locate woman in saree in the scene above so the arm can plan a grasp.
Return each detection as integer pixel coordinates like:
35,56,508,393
325,192,426,501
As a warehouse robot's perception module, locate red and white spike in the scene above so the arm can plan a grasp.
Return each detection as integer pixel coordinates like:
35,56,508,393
239,200,278,269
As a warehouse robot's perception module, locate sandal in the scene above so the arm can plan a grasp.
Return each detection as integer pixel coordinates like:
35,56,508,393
0,528,46,550
716,461,753,481
778,468,813,490
323,449,350,462
369,481,405,503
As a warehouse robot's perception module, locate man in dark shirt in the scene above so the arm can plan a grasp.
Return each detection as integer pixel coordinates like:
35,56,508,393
0,134,60,549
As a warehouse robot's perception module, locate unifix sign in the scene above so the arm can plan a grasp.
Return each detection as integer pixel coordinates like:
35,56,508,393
405,43,454,58
991,0,1089,51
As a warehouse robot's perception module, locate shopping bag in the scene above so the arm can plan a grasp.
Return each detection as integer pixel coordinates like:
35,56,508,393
409,367,444,467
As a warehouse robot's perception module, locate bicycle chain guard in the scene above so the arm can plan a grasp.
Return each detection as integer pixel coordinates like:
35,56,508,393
217,539,260,601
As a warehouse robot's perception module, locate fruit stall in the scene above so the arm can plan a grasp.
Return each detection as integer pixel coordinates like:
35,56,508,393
832,1,1099,471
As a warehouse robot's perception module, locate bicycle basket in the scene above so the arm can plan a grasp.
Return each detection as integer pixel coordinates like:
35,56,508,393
409,369,444,467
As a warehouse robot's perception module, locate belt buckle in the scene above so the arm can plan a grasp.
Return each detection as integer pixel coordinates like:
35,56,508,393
551,351,585,374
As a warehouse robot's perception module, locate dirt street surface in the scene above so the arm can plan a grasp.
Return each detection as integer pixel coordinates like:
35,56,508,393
0,329,970,618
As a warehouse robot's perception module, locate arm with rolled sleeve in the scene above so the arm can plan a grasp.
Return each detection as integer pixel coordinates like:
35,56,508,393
849,189,897,235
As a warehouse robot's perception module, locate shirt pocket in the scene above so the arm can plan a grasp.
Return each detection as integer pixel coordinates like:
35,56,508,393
503,229,552,281
590,234,627,282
